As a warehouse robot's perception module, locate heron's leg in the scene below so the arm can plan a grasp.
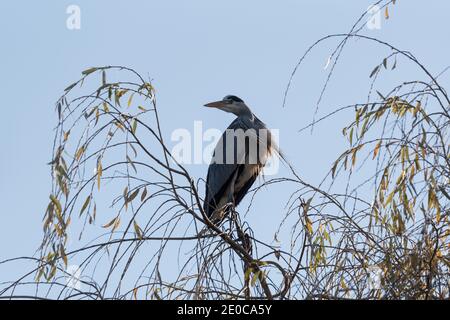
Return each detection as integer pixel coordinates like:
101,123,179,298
228,170,239,207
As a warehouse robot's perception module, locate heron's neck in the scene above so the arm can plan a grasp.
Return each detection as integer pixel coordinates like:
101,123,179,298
234,104,253,119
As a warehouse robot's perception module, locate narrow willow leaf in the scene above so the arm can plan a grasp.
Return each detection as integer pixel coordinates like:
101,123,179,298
130,144,138,158
370,65,380,78
391,58,397,70
111,217,121,232
63,130,70,142
82,67,97,75
331,160,338,178
102,217,118,229
80,195,91,217
97,159,102,190
126,155,137,173
251,271,260,287
133,220,143,239
75,146,85,161
385,189,396,207
351,148,357,167
60,246,68,267
127,189,139,204
360,116,369,137
127,93,134,108
373,141,382,159
131,119,138,134
244,268,253,282
50,195,62,217
64,82,77,92
305,216,313,234
141,187,148,202
115,121,124,131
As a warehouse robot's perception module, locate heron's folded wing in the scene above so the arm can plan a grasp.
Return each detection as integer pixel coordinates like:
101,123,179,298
204,118,250,216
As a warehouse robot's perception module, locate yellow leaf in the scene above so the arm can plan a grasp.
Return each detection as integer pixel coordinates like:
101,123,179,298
127,93,134,108
63,130,70,142
50,194,62,215
133,220,143,239
305,216,313,234
385,189,396,207
60,246,68,267
97,159,102,191
112,217,121,232
244,268,253,282
102,217,118,229
251,271,260,287
341,278,348,290
373,141,382,159
75,146,85,161
352,149,357,167
102,102,110,113
80,195,91,217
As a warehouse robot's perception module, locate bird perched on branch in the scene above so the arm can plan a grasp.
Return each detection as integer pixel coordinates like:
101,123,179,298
203,95,277,225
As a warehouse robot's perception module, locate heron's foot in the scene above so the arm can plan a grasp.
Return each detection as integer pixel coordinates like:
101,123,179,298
236,231,252,255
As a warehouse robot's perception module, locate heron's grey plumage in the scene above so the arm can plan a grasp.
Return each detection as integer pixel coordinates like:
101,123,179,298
203,96,273,223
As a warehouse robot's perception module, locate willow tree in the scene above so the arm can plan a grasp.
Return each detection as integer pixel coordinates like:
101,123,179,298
1,0,448,300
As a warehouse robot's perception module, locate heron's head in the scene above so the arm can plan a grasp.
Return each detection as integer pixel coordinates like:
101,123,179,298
204,95,251,117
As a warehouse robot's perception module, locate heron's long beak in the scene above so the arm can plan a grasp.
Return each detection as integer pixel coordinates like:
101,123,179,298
204,101,227,108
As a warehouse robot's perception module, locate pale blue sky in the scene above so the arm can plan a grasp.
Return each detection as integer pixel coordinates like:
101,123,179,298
0,0,449,294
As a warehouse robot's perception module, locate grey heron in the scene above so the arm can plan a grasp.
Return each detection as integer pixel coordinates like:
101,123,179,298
203,95,275,225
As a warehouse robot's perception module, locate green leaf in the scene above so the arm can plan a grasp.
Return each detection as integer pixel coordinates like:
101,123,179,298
126,155,137,174
251,271,260,287
133,220,143,239
82,67,97,75
127,93,134,108
141,187,148,202
50,195,62,218
370,65,380,78
64,82,77,92
131,119,138,135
